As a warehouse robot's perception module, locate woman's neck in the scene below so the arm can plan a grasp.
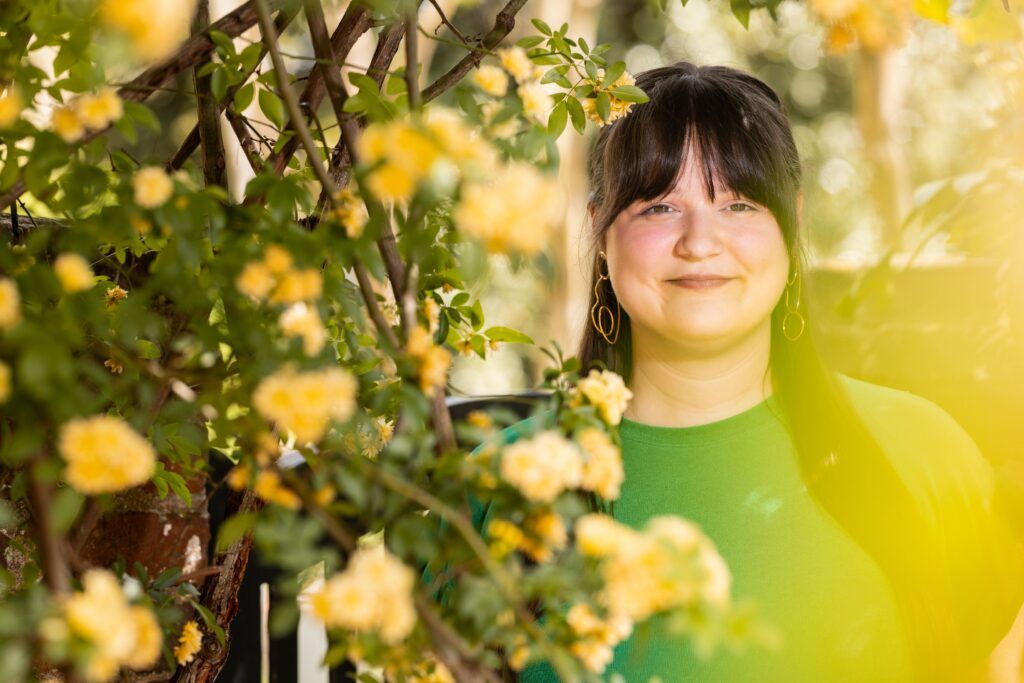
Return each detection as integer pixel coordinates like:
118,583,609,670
622,322,773,428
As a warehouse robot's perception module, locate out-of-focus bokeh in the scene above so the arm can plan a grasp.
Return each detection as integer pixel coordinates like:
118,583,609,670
422,0,1024,532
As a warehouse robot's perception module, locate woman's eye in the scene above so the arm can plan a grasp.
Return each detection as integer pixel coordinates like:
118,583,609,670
726,202,755,213
642,204,673,215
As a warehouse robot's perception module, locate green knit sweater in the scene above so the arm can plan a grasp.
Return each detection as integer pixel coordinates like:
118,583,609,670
468,375,1023,682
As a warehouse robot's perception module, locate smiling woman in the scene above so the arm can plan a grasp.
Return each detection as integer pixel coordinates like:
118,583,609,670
501,61,1024,682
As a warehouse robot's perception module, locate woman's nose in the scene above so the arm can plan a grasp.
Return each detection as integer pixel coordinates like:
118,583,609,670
673,210,722,261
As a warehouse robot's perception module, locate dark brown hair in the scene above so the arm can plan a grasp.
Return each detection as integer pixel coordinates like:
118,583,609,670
578,61,956,680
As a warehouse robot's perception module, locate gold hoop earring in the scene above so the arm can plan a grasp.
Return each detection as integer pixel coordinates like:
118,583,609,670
783,265,805,342
591,250,620,345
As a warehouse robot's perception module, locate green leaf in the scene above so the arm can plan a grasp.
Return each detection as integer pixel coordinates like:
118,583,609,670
609,85,649,103
516,35,546,49
584,59,599,82
547,100,568,137
602,61,626,88
124,102,160,132
596,91,611,122
153,567,183,589
216,512,258,552
578,36,590,54
189,599,227,647
258,88,286,129
566,96,585,134
531,18,552,35
730,0,751,28
208,30,236,56
163,470,192,507
51,487,84,535
484,326,534,344
210,67,228,101
137,339,161,359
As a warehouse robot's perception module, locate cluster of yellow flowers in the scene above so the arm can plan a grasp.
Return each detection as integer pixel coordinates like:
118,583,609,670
237,245,323,304
252,365,358,444
565,602,633,673
51,87,123,143
357,106,497,205
340,412,396,459
581,68,639,127
387,654,455,683
0,277,20,330
405,324,452,397
808,0,912,53
494,510,568,563
58,415,157,495
472,46,553,125
453,160,564,255
133,166,174,208
310,544,417,644
498,426,624,504
57,569,162,682
105,285,129,308
569,368,634,426
54,253,95,293
226,434,302,509
174,620,203,665
278,302,327,356
0,85,23,128
569,512,732,672
99,0,198,62
331,186,369,239
499,430,582,503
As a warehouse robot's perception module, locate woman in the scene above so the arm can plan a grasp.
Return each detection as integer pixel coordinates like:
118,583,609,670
478,61,1023,681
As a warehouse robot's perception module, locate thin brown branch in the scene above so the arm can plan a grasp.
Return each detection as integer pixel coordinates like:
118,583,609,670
193,0,227,189
0,0,292,211
414,594,503,683
427,0,472,46
225,109,265,174
405,2,421,112
26,459,70,597
420,0,529,104
170,1,300,172
263,2,376,178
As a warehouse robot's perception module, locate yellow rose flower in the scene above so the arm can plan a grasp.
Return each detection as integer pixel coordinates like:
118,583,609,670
472,64,509,96
100,0,198,62
54,253,95,293
517,81,552,124
496,46,534,83
105,285,128,308
58,415,157,495
418,344,451,397
236,260,275,301
124,605,162,670
269,268,322,305
52,105,85,143
310,545,416,644
132,166,173,208
262,244,293,274
499,430,582,503
173,620,203,665
74,87,124,130
253,365,358,444
0,85,23,128
252,468,301,510
0,278,21,330
577,427,624,500
570,369,633,425
453,161,563,255
279,302,327,356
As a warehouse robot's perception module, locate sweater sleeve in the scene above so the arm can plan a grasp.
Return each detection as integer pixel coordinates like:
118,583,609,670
846,377,1024,667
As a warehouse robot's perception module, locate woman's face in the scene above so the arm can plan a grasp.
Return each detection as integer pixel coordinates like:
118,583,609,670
603,145,791,353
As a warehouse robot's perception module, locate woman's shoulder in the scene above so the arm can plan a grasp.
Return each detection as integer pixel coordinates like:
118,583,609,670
837,373,994,497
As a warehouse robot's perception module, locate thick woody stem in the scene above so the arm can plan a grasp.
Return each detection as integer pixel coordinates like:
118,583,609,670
192,0,227,189
404,1,421,112
169,2,299,172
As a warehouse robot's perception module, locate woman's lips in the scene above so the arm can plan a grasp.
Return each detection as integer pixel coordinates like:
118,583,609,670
667,277,735,290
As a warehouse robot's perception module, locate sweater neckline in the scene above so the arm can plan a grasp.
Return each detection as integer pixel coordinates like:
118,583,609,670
618,392,782,444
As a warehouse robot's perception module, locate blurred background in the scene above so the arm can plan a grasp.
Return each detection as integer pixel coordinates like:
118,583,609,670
45,0,1021,528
